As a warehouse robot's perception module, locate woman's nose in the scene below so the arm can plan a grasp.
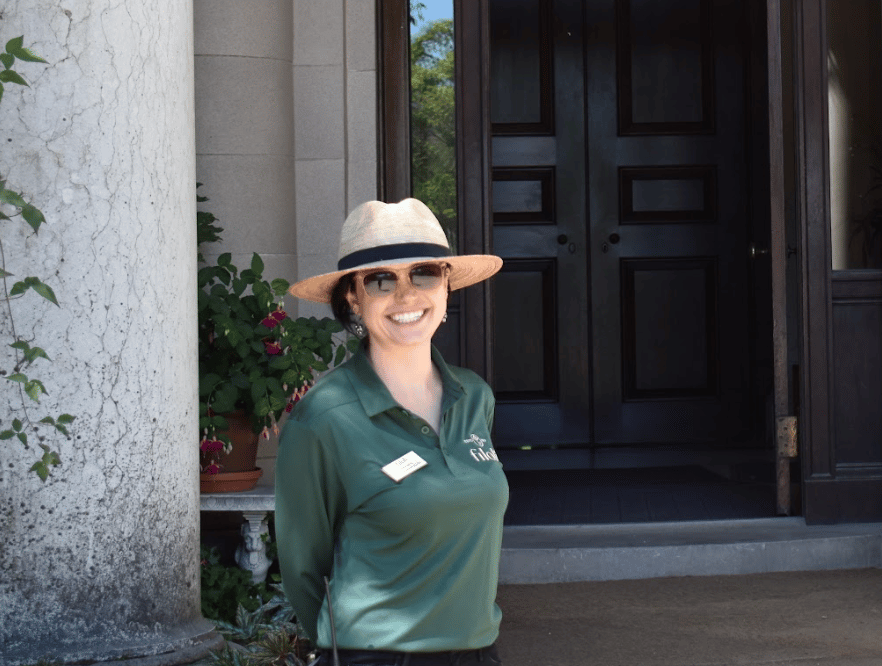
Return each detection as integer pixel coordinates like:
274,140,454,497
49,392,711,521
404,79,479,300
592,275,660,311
393,276,418,300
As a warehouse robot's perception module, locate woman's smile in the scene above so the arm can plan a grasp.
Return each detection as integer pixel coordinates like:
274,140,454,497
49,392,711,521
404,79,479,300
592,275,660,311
389,309,426,324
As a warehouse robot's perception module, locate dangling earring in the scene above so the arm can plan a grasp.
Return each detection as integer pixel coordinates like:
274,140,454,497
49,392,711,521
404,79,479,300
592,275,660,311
442,312,448,323
351,309,366,337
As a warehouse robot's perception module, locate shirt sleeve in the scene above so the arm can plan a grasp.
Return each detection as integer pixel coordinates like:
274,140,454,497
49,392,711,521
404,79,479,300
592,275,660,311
274,418,346,642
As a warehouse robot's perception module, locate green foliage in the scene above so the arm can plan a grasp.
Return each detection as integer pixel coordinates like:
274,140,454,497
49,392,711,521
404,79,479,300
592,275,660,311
410,18,458,251
200,545,275,624
201,545,309,666
197,191,356,453
0,36,72,481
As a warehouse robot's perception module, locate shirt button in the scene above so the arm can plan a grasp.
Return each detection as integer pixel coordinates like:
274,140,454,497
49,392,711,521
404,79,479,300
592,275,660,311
421,425,431,435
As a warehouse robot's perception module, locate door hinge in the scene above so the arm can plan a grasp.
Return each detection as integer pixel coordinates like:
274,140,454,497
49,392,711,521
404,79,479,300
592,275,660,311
776,415,798,458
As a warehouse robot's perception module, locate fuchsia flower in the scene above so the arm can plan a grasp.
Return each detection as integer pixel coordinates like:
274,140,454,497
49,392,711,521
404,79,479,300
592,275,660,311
263,340,283,355
261,309,288,329
203,462,222,475
200,438,224,453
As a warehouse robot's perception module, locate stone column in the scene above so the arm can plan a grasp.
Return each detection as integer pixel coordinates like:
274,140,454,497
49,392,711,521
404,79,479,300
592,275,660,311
0,1,219,664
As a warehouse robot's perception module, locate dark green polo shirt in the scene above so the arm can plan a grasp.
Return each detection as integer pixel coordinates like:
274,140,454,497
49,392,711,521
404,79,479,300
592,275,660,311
275,342,509,651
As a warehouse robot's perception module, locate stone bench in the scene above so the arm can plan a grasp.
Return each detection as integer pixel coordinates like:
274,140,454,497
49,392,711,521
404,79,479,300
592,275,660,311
201,485,275,583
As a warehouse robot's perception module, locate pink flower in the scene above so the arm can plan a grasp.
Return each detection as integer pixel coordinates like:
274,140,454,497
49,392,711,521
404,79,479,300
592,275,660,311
285,402,294,413
200,438,224,453
261,309,288,329
203,462,222,474
263,340,282,355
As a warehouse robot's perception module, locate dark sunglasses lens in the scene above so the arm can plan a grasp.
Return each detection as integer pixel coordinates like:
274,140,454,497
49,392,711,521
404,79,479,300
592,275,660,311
409,264,444,289
361,264,445,295
362,271,398,295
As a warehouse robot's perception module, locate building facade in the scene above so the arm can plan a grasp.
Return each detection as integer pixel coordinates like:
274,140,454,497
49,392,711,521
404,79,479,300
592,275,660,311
1,0,880,663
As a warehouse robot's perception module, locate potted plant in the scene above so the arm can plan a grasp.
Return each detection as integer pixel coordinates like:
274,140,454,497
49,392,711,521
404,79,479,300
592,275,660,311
197,190,356,492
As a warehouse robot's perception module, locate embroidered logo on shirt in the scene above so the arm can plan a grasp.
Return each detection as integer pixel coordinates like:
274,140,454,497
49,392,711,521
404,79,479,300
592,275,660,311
464,433,499,462
464,434,487,448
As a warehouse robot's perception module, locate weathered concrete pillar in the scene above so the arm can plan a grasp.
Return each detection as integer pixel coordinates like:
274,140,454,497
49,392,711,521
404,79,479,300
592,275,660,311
0,1,219,663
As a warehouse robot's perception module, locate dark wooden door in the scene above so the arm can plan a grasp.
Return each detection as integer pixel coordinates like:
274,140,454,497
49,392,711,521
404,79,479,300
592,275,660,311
491,0,756,449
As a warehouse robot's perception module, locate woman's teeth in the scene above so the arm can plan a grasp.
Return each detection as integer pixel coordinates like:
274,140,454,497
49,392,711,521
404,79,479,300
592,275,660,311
390,310,425,324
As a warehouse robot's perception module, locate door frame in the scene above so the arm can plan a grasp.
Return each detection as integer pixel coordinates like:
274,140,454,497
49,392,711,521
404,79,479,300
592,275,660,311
793,0,882,524
378,0,495,381
376,1,873,522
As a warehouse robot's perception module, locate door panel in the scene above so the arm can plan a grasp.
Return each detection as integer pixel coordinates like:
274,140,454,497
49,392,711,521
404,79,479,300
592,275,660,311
491,0,755,448
492,0,591,446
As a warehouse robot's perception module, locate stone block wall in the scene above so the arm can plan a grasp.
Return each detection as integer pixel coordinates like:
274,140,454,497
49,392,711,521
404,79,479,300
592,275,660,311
194,0,378,486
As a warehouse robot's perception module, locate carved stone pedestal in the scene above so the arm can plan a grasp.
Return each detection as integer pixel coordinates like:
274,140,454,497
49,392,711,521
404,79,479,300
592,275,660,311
201,485,276,584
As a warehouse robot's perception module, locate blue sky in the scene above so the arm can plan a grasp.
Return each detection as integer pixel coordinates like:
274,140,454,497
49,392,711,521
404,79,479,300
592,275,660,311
411,0,453,34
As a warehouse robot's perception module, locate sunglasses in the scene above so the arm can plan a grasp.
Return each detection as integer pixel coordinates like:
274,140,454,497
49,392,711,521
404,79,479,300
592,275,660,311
358,263,449,297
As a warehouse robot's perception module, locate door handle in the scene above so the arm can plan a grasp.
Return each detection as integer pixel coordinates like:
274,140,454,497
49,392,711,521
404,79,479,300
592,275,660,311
749,242,769,259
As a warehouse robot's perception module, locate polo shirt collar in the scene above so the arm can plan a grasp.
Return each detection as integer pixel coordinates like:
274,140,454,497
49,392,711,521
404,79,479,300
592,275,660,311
346,340,465,418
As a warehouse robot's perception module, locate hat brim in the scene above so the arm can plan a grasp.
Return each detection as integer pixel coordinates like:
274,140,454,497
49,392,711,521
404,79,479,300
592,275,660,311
288,254,503,303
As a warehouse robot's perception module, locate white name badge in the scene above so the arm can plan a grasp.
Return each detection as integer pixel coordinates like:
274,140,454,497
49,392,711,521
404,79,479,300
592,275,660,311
381,451,428,483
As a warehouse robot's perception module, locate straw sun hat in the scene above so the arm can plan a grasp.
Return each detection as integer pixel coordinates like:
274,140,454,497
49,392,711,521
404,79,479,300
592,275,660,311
288,198,503,303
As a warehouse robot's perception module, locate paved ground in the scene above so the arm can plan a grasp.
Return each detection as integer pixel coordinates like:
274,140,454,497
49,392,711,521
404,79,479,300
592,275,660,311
495,569,882,666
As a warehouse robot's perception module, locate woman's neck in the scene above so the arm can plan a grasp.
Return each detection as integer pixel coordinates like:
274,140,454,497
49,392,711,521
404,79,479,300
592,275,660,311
367,340,435,390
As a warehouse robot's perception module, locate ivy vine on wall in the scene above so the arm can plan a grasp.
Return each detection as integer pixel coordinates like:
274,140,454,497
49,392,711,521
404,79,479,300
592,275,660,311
0,37,75,480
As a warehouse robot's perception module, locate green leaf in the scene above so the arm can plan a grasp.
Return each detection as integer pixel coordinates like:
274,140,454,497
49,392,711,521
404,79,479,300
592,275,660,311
199,372,223,396
0,83,4,105
5,37,24,54
12,47,47,64
30,461,49,481
10,340,29,351
31,280,58,305
334,343,346,365
21,204,45,233
54,424,69,436
0,267,10,279
25,379,47,402
11,277,59,305
268,395,287,413
0,53,13,69
212,382,239,415
7,373,27,384
0,430,13,440
57,414,75,424
250,253,264,275
25,346,50,363
40,416,56,425
250,377,268,408
17,432,27,446
0,69,28,86
252,396,271,418
12,418,22,431
270,278,290,295
0,187,28,208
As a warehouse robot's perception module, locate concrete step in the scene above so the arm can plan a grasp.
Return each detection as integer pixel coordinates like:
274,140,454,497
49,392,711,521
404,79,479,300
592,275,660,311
499,517,882,583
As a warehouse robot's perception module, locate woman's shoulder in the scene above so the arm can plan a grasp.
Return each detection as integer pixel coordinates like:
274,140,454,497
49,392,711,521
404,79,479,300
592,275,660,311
291,364,359,423
442,359,492,391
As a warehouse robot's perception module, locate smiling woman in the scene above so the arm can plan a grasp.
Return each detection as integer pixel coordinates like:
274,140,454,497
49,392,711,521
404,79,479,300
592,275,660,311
275,198,506,666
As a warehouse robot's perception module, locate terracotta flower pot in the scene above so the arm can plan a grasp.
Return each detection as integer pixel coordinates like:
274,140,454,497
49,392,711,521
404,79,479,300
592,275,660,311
200,468,263,493
200,410,263,493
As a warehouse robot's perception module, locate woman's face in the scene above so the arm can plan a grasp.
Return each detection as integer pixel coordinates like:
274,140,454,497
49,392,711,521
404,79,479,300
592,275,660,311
346,262,450,352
